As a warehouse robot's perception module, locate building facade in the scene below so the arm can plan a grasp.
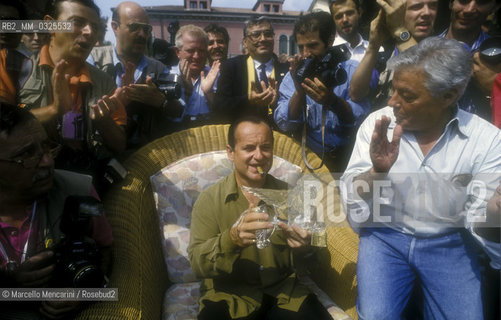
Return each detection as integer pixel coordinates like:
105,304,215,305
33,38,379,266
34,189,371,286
146,0,310,57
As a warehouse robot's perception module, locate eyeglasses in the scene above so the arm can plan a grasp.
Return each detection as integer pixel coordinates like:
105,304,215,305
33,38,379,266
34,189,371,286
0,142,61,169
247,30,274,41
127,22,152,34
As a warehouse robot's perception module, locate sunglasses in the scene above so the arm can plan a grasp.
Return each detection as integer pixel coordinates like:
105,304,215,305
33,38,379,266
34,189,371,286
127,22,152,34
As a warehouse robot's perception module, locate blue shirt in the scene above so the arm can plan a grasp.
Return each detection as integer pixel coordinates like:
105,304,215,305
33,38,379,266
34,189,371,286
170,64,212,120
274,60,370,154
112,49,152,87
438,29,489,52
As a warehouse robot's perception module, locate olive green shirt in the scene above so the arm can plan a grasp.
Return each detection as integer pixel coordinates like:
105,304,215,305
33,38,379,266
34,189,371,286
188,172,310,318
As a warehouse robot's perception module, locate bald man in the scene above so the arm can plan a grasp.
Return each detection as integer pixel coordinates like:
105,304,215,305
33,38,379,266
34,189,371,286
105,1,183,151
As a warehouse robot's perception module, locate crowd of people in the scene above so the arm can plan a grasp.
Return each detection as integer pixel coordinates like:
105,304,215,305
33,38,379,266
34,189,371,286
0,0,500,318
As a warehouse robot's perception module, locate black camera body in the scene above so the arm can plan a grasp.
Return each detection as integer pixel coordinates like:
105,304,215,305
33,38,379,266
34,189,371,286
153,73,182,100
478,36,501,65
52,196,106,288
294,43,351,88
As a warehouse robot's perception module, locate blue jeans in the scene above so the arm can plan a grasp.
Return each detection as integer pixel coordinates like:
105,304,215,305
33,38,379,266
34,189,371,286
357,228,483,320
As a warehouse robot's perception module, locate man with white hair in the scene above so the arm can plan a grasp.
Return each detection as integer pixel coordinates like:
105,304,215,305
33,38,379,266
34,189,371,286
171,24,220,129
342,37,501,319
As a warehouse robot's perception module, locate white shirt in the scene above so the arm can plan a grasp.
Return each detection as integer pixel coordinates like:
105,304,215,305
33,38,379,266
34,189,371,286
333,33,369,63
341,106,501,266
253,58,273,80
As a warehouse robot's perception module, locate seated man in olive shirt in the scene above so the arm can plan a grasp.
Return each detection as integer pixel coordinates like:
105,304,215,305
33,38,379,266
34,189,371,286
188,116,330,319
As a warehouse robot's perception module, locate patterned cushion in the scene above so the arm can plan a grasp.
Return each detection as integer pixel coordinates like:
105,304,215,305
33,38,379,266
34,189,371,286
162,282,200,320
150,150,302,284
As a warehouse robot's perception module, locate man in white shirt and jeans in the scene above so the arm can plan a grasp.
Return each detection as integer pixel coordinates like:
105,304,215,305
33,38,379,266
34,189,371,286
341,37,501,319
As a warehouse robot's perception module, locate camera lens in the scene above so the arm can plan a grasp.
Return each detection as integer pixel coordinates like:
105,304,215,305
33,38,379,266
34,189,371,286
479,37,501,65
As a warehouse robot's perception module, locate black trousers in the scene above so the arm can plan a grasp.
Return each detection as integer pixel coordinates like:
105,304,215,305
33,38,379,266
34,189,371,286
198,294,332,320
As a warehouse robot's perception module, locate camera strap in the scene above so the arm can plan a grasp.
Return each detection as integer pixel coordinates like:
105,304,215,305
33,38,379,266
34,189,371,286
301,104,325,170
20,201,37,264
0,201,37,265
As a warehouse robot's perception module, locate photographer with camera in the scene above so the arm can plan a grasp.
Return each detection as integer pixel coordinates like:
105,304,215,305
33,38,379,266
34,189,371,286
274,11,369,171
0,103,112,319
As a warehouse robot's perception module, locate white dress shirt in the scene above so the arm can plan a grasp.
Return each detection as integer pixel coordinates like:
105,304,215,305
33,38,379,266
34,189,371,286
341,106,501,266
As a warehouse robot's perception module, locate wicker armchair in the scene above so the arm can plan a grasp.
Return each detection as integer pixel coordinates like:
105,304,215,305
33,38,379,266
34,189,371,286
75,124,359,319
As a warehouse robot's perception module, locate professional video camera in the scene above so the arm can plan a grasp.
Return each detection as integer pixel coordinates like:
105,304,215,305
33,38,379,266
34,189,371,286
52,196,106,288
294,43,351,88
153,73,182,100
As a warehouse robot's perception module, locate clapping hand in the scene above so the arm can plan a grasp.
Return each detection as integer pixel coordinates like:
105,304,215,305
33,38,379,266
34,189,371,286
249,78,278,109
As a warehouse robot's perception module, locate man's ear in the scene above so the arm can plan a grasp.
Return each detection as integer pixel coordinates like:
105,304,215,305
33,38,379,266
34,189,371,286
44,15,56,38
441,87,459,108
327,33,335,47
111,20,119,34
175,46,181,59
226,144,235,162
358,4,363,17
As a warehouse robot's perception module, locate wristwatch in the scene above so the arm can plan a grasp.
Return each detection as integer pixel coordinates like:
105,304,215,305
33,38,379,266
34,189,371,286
395,29,411,43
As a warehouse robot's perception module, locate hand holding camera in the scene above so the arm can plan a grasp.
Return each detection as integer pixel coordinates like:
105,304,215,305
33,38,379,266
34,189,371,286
125,75,167,108
3,251,55,288
473,37,501,95
293,44,350,106
293,44,350,89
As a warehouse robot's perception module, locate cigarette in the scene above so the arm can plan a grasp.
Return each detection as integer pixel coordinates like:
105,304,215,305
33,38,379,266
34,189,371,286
257,166,264,177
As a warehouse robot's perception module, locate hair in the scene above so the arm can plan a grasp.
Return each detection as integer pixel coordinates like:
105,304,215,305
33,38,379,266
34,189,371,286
0,0,27,19
293,11,335,48
175,24,208,49
45,0,100,20
0,103,36,138
111,5,119,23
387,37,472,104
329,0,361,14
227,116,273,149
243,16,274,38
204,23,230,44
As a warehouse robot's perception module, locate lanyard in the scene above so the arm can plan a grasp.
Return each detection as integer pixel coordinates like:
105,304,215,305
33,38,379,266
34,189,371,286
0,201,37,265
301,104,325,170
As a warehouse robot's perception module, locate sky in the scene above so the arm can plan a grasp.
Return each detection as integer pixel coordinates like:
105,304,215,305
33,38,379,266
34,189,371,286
94,0,313,44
